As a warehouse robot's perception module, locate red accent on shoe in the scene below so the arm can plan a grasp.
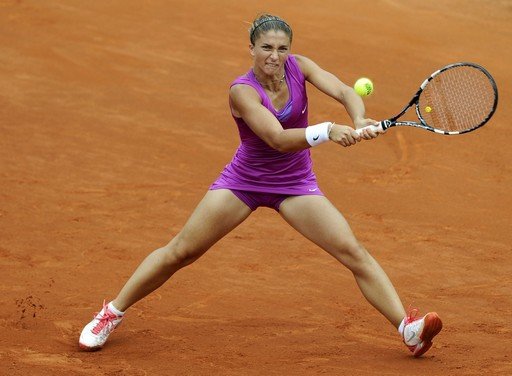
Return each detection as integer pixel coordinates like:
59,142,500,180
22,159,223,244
402,308,443,358
91,301,119,335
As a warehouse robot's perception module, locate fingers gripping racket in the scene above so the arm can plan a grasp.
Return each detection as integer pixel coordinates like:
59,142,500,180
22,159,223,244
356,62,498,136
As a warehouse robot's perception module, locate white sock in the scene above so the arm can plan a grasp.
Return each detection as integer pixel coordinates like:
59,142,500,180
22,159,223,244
108,301,125,316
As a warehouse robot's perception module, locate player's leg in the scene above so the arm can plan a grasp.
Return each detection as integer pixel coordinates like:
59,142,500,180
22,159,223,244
113,189,253,311
279,195,442,356
279,195,405,326
79,189,252,350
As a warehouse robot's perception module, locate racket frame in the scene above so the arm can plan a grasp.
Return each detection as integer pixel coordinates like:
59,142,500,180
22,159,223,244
374,62,498,135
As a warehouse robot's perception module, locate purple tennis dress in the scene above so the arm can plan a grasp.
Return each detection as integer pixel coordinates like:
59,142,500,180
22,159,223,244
210,54,323,210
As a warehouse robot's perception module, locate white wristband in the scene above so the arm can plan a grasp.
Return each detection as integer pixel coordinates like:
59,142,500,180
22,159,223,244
305,122,333,147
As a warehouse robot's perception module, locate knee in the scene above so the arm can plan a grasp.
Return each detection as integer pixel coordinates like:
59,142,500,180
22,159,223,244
160,236,205,269
331,241,371,271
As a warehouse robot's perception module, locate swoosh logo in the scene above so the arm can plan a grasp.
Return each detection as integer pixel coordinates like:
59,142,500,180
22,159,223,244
301,105,307,114
405,331,416,343
308,188,318,192
313,135,319,141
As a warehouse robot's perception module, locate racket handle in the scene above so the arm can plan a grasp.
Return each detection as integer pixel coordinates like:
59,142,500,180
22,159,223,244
355,122,385,136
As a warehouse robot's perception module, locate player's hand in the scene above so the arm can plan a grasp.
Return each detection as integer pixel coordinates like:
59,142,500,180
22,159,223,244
328,123,361,147
354,118,384,140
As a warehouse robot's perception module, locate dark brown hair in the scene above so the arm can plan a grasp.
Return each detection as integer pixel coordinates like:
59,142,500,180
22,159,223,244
249,14,292,45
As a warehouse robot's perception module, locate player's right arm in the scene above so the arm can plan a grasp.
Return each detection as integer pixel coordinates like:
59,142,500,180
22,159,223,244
229,84,311,152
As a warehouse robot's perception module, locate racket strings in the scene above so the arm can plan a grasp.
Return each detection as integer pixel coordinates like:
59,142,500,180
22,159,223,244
419,66,496,132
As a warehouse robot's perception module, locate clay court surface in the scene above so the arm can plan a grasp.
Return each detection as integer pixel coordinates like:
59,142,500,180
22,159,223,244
1,0,511,374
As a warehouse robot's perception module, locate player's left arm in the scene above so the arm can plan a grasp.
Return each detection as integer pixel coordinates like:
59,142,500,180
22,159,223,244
295,54,380,139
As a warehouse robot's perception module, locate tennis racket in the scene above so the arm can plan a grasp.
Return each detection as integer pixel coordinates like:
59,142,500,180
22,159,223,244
356,62,498,136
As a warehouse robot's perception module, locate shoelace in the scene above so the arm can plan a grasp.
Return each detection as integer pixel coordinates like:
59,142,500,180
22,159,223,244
405,306,420,325
402,306,422,349
91,300,119,335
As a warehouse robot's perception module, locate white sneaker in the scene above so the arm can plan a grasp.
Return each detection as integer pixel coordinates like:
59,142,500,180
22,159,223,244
79,301,124,351
401,309,443,357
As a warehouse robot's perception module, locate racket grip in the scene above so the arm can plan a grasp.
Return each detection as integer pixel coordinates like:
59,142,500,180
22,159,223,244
355,122,384,136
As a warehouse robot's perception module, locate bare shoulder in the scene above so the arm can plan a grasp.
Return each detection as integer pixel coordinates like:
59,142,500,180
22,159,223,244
293,54,320,78
293,54,311,68
230,83,259,101
293,54,311,64
229,83,261,115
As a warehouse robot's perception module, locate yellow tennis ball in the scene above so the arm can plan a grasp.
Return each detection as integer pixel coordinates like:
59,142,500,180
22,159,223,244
425,106,432,113
354,77,374,97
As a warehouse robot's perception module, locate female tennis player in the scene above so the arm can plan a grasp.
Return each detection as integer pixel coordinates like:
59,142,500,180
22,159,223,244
79,14,442,357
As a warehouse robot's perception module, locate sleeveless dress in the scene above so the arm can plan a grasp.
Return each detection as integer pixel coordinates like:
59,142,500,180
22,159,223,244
210,54,322,196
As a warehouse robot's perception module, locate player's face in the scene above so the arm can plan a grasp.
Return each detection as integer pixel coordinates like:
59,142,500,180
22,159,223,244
250,30,291,77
